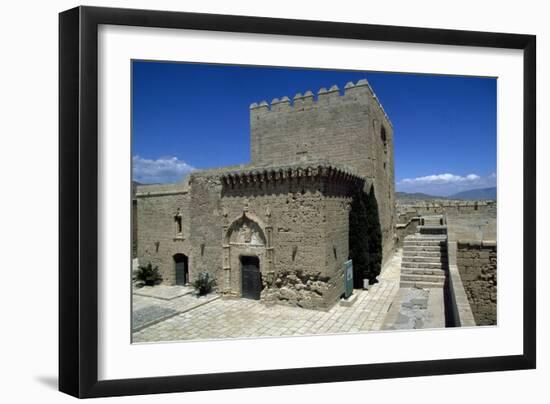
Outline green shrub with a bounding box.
[135,262,162,286]
[192,272,216,296]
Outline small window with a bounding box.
[381,126,387,153]
[174,208,183,236]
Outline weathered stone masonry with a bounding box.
[136,183,191,284]
[135,79,395,310]
[221,163,363,309]
[456,240,497,325]
[250,80,396,262]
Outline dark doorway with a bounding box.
[241,256,261,300]
[174,253,188,285]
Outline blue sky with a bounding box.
[132,61,496,196]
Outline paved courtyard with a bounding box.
[132,286,219,332]
[133,250,404,343]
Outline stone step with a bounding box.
[402,256,447,263]
[402,251,444,258]
[402,261,445,269]
[400,273,446,283]
[401,268,447,276]
[399,280,445,289]
[403,245,447,253]
[415,229,447,237]
[406,234,447,240]
[418,225,447,235]
[403,240,447,249]
[421,215,444,223]
[423,220,443,225]
[405,235,447,240]
[404,240,447,246]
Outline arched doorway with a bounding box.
[223,213,270,298]
[240,256,261,300]
[173,253,188,286]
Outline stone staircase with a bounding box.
[400,215,448,288]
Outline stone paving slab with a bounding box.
[133,285,194,300]
[132,292,220,334]
[381,286,446,330]
[387,288,430,330]
[133,305,179,332]
[132,250,403,343]
[425,287,445,328]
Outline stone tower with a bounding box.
[249,79,396,262]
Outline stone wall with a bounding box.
[323,196,350,304]
[135,163,357,311]
[250,79,395,265]
[135,183,191,285]
[132,199,137,258]
[456,240,497,325]
[132,182,138,258]
[397,201,496,242]
[395,217,420,249]
[216,165,360,309]
[188,173,224,283]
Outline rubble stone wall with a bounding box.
[456,240,497,325]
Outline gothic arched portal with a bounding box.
[222,213,271,297]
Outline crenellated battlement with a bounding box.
[249,79,392,127]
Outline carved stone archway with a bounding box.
[222,212,273,297]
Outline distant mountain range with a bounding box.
[448,187,496,200]
[397,187,496,201]
[396,192,446,201]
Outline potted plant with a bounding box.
[135,262,162,286]
[192,271,216,296]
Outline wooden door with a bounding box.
[241,256,261,300]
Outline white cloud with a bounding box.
[132,155,195,184]
[401,173,481,185]
[397,172,496,196]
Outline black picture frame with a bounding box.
[59,5,536,398]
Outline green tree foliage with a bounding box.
[348,184,383,287]
[364,185,383,283]
[348,188,369,288]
